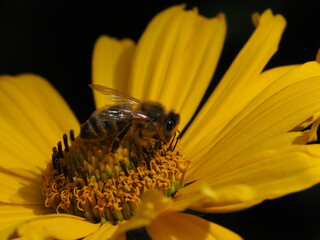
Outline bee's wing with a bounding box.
[132,112,150,121]
[89,84,141,105]
[101,107,150,121]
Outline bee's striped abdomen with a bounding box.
[80,105,133,139]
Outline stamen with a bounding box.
[57,142,64,158]
[119,160,129,176]
[70,130,75,142]
[63,134,69,152]
[80,167,88,185]
[66,163,74,183]
[130,152,139,170]
[52,147,62,175]
[61,162,68,179]
[51,153,57,170]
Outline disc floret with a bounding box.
[43,131,189,223]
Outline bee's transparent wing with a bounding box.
[89,84,141,105]
[99,107,150,121]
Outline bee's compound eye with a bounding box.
[165,112,180,132]
[165,119,175,132]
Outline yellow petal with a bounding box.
[127,5,226,129]
[113,190,173,238]
[172,184,226,214]
[174,183,256,213]
[178,145,320,213]
[187,126,319,183]
[115,189,241,239]
[187,75,320,181]
[128,5,184,100]
[169,13,226,130]
[0,143,43,180]
[182,64,293,156]
[185,62,320,156]
[83,222,124,240]
[0,204,53,232]
[0,74,79,177]
[0,222,22,239]
[0,120,47,178]
[92,35,135,108]
[0,170,42,204]
[292,112,320,131]
[228,119,320,161]
[147,212,242,240]
[183,9,286,151]
[17,214,100,240]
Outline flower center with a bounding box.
[42,130,189,223]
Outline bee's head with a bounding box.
[141,102,180,143]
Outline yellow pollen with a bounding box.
[42,130,189,223]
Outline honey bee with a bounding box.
[80,84,180,153]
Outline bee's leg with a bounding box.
[167,132,176,151]
[152,135,162,150]
[168,131,181,152]
[142,147,152,170]
[171,136,179,151]
[141,138,156,156]
[111,124,131,153]
[154,140,162,150]
[136,128,155,152]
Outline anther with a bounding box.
[119,160,129,176]
[111,140,120,153]
[52,146,58,156]
[130,152,139,170]
[62,162,68,179]
[51,154,57,170]
[52,147,62,174]
[63,162,73,183]
[69,130,75,142]
[80,167,88,185]
[57,142,64,158]
[63,134,69,152]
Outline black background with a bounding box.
[1,0,320,239]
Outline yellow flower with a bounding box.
[2,5,320,240]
